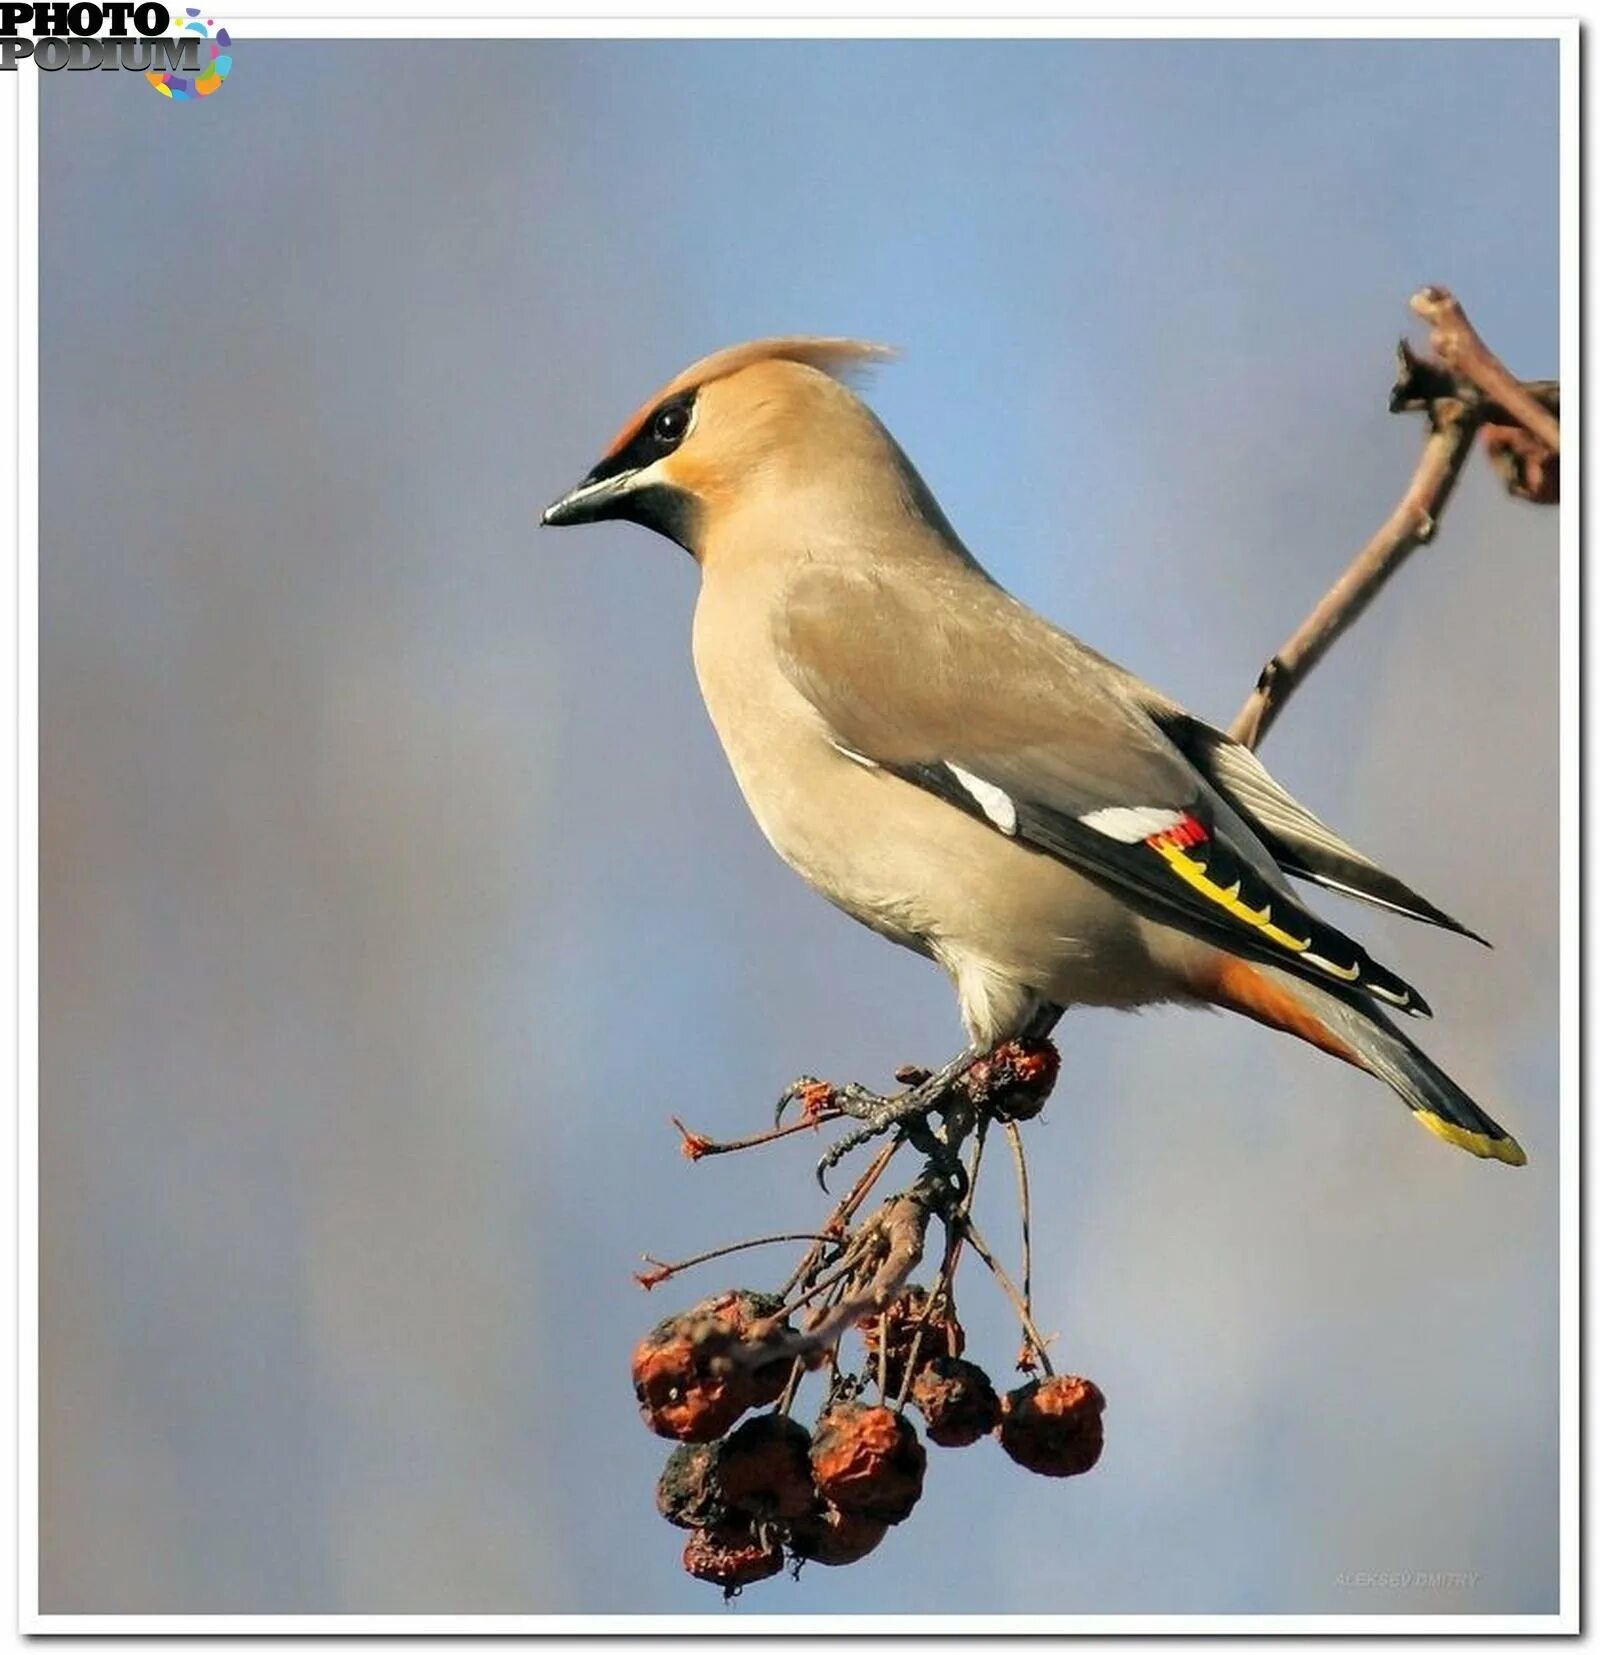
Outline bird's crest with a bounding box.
[602,337,895,458]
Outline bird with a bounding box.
[542,337,1525,1169]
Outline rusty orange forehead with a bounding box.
[601,336,894,457]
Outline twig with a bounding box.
[893,1123,989,1407]
[720,1182,940,1371]
[778,1136,900,1300]
[939,1120,987,1289]
[798,1188,934,1349]
[1387,340,1557,424]
[635,1233,841,1290]
[671,1109,841,1161]
[1002,1121,1034,1333]
[1229,392,1477,751]
[1230,292,1557,750]
[781,1253,872,1317]
[1411,285,1560,452]
[958,1214,1055,1376]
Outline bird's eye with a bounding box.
[651,401,690,449]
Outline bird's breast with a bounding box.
[691,584,931,950]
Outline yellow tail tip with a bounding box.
[1414,1109,1527,1166]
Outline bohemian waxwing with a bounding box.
[542,338,1524,1167]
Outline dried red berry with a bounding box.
[715,1414,816,1521]
[632,1290,796,1441]
[705,1290,794,1407]
[810,1403,926,1525]
[788,1500,888,1567]
[997,1374,1106,1478]
[859,1286,963,1395]
[974,1037,1060,1121]
[632,1315,752,1442]
[682,1523,784,1593]
[1482,421,1558,505]
[911,1355,1000,1447]
[656,1442,726,1530]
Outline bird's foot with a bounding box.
[814,1116,964,1191]
[779,1035,1063,1188]
[803,1050,984,1189]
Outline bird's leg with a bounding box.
[830,1048,984,1129]
[773,1049,977,1188]
[780,1006,1066,1185]
[819,1040,1067,1185]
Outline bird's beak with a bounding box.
[541,466,640,528]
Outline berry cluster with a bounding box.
[630,1034,1089,1596]
[634,1281,1105,1596]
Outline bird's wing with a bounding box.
[1148,709,1487,943]
[775,564,1429,1016]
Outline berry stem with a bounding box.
[672,1110,842,1160]
[1002,1121,1036,1342]
[959,1213,1056,1377]
[636,1233,843,1289]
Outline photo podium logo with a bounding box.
[1,1,231,98]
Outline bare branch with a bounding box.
[1231,291,1557,750]
[1228,394,1478,750]
[1411,284,1560,452]
[1387,338,1557,422]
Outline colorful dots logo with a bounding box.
[146,6,229,99]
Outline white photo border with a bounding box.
[5,11,1579,1638]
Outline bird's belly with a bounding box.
[706,689,1163,1012]
[724,727,943,956]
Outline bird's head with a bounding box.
[541,337,896,557]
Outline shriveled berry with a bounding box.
[810,1403,926,1524]
[997,1374,1105,1477]
[859,1286,963,1394]
[682,1523,784,1593]
[632,1289,796,1441]
[656,1442,726,1530]
[715,1413,815,1521]
[1482,422,1559,505]
[911,1355,1000,1447]
[632,1315,752,1442]
[705,1290,795,1406]
[788,1500,888,1567]
[974,1037,1060,1121]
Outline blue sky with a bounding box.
[39,36,1559,1614]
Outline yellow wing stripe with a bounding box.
[1152,839,1326,959]
[1217,881,1271,924]
[1413,1110,1527,1167]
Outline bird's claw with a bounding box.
[800,1046,990,1189]
[811,1079,962,1187]
[814,1118,890,1190]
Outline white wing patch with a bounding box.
[1080,805,1189,844]
[1300,949,1362,983]
[1363,978,1423,1013]
[830,739,881,771]
[947,764,1017,835]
